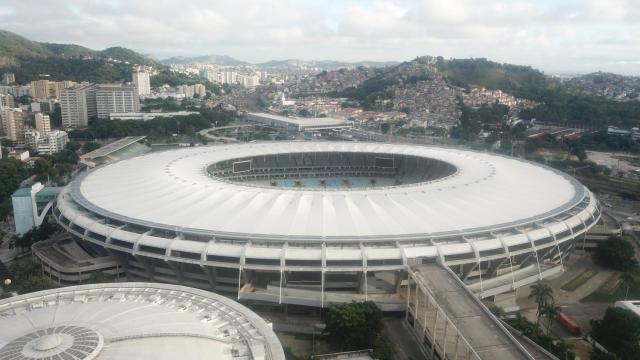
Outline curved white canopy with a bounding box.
[74,142,583,240]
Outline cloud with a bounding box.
[0,0,638,74]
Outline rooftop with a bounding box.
[72,142,584,241]
[81,136,147,160]
[11,188,32,197]
[0,282,285,360]
[248,112,351,129]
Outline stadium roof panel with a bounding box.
[247,112,351,130]
[0,283,285,360]
[72,142,585,240]
[80,136,147,160]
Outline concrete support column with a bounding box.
[135,255,155,281]
[405,273,411,319]
[167,261,185,283]
[202,265,217,290]
[442,320,449,359]
[431,310,439,357]
[107,249,131,281]
[413,286,420,331]
[393,270,403,293]
[358,271,367,294]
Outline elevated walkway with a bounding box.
[407,264,557,360]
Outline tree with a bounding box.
[81,141,101,153]
[18,95,32,105]
[543,304,560,335]
[591,307,640,359]
[591,350,621,360]
[596,236,637,271]
[323,301,384,351]
[8,260,57,294]
[620,272,634,300]
[529,281,554,326]
[65,141,81,152]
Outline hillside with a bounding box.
[301,56,640,128]
[566,72,640,102]
[160,54,247,66]
[435,57,558,101]
[257,59,399,70]
[160,53,399,70]
[0,30,160,83]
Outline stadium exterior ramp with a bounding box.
[407,263,558,360]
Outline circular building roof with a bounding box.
[71,142,584,240]
[0,283,285,360]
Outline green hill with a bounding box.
[0,30,161,83]
[0,30,51,62]
[42,43,97,58]
[101,46,157,66]
[435,57,558,101]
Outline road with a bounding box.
[383,318,428,360]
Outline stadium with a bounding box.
[0,282,285,360]
[52,142,600,309]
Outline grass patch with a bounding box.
[581,268,640,303]
[561,269,597,292]
[612,155,640,167]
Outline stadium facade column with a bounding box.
[106,249,130,281]
[166,261,185,283]
[134,255,155,281]
[394,270,403,293]
[202,266,217,291]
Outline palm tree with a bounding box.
[544,303,560,335]
[529,281,554,326]
[620,272,634,300]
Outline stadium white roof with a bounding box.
[72,142,585,241]
[0,283,284,360]
[247,113,351,130]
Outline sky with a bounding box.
[0,0,639,75]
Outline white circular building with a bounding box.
[0,283,285,360]
[53,142,600,308]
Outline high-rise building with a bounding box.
[0,94,15,109]
[1,108,25,144]
[237,75,260,88]
[35,112,51,136]
[30,80,76,99]
[31,80,50,99]
[60,84,96,129]
[194,83,206,97]
[0,85,31,97]
[95,84,140,119]
[24,128,40,149]
[199,69,217,82]
[51,80,76,99]
[37,130,69,154]
[2,73,15,85]
[132,71,151,96]
[177,84,195,98]
[222,70,237,84]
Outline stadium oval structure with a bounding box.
[53,142,600,308]
[0,282,285,360]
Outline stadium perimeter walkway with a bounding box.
[412,264,557,360]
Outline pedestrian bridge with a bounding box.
[406,263,558,360]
